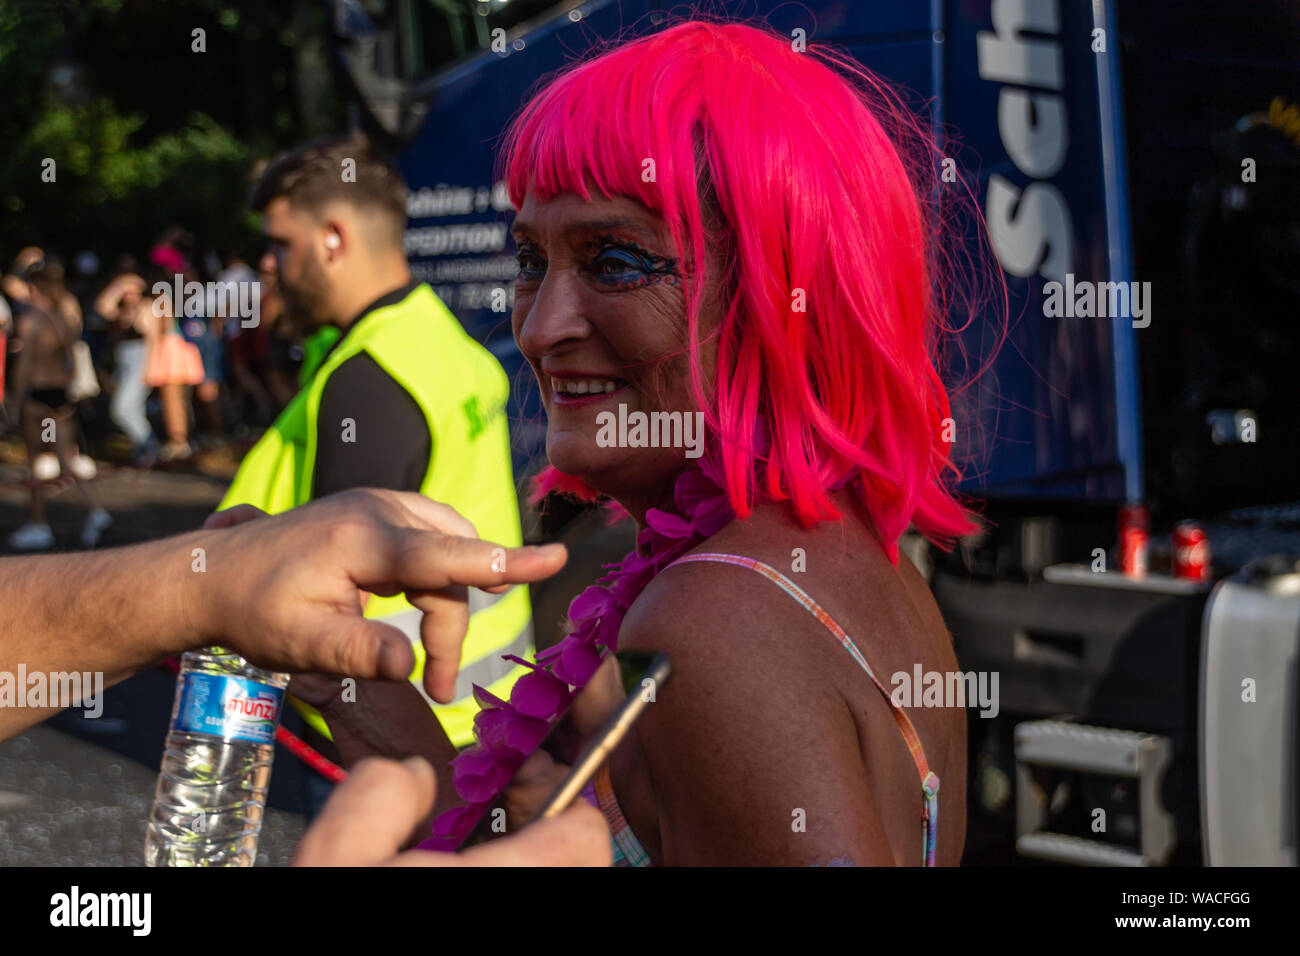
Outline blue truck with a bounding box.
[333,0,1300,865]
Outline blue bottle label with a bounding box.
[171,673,284,743]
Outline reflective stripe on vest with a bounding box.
[220,283,531,748]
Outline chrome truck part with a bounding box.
[1200,561,1300,866]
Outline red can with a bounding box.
[1173,522,1211,582]
[1119,503,1149,577]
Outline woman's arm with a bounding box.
[8,313,33,403]
[93,279,123,321]
[57,290,82,336]
[94,274,143,324]
[135,298,164,340]
[617,564,898,866]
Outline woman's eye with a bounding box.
[592,249,646,274]
[515,249,545,280]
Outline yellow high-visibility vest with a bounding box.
[219,283,532,747]
[298,325,340,388]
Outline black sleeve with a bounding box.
[313,351,433,498]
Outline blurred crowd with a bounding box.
[1,228,315,551]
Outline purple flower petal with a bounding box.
[645,508,693,538]
[568,585,618,621]
[511,669,573,720]
[534,644,564,663]
[612,553,652,585]
[474,704,510,735]
[501,653,543,672]
[504,713,550,753]
[415,833,461,852]
[564,619,601,648]
[429,802,480,839]
[608,564,654,607]
[692,495,733,536]
[592,612,622,651]
[472,684,510,711]
[474,706,519,757]
[451,748,508,803]
[476,707,547,759]
[552,639,605,685]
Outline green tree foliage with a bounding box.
[0,0,342,269]
[5,100,253,261]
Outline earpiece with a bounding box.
[325,233,340,250]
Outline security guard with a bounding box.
[222,134,533,756]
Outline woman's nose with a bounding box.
[515,271,592,358]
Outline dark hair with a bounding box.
[27,261,65,295]
[139,264,173,291]
[249,132,408,244]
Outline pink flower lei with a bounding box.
[416,457,736,851]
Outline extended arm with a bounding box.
[0,489,567,742]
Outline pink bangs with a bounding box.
[505,18,998,563]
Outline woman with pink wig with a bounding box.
[421,18,994,866]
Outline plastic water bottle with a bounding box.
[145,648,289,866]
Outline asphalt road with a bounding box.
[0,724,306,867]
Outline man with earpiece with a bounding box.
[222,133,535,816]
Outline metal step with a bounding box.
[1015,719,1168,776]
[1015,718,1175,866]
[1017,832,1145,867]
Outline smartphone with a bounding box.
[457,649,671,848]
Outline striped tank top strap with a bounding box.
[593,761,652,867]
[665,551,941,866]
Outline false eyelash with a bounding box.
[590,235,679,274]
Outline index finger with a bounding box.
[385,534,566,704]
[358,529,567,595]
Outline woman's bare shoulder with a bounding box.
[617,502,860,674]
[618,497,942,679]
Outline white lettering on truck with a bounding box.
[977,0,1074,282]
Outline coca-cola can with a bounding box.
[1119,503,1148,577]
[1173,522,1210,581]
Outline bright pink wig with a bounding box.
[506,18,993,563]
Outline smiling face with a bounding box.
[512,190,725,514]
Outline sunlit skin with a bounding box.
[508,190,967,865]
